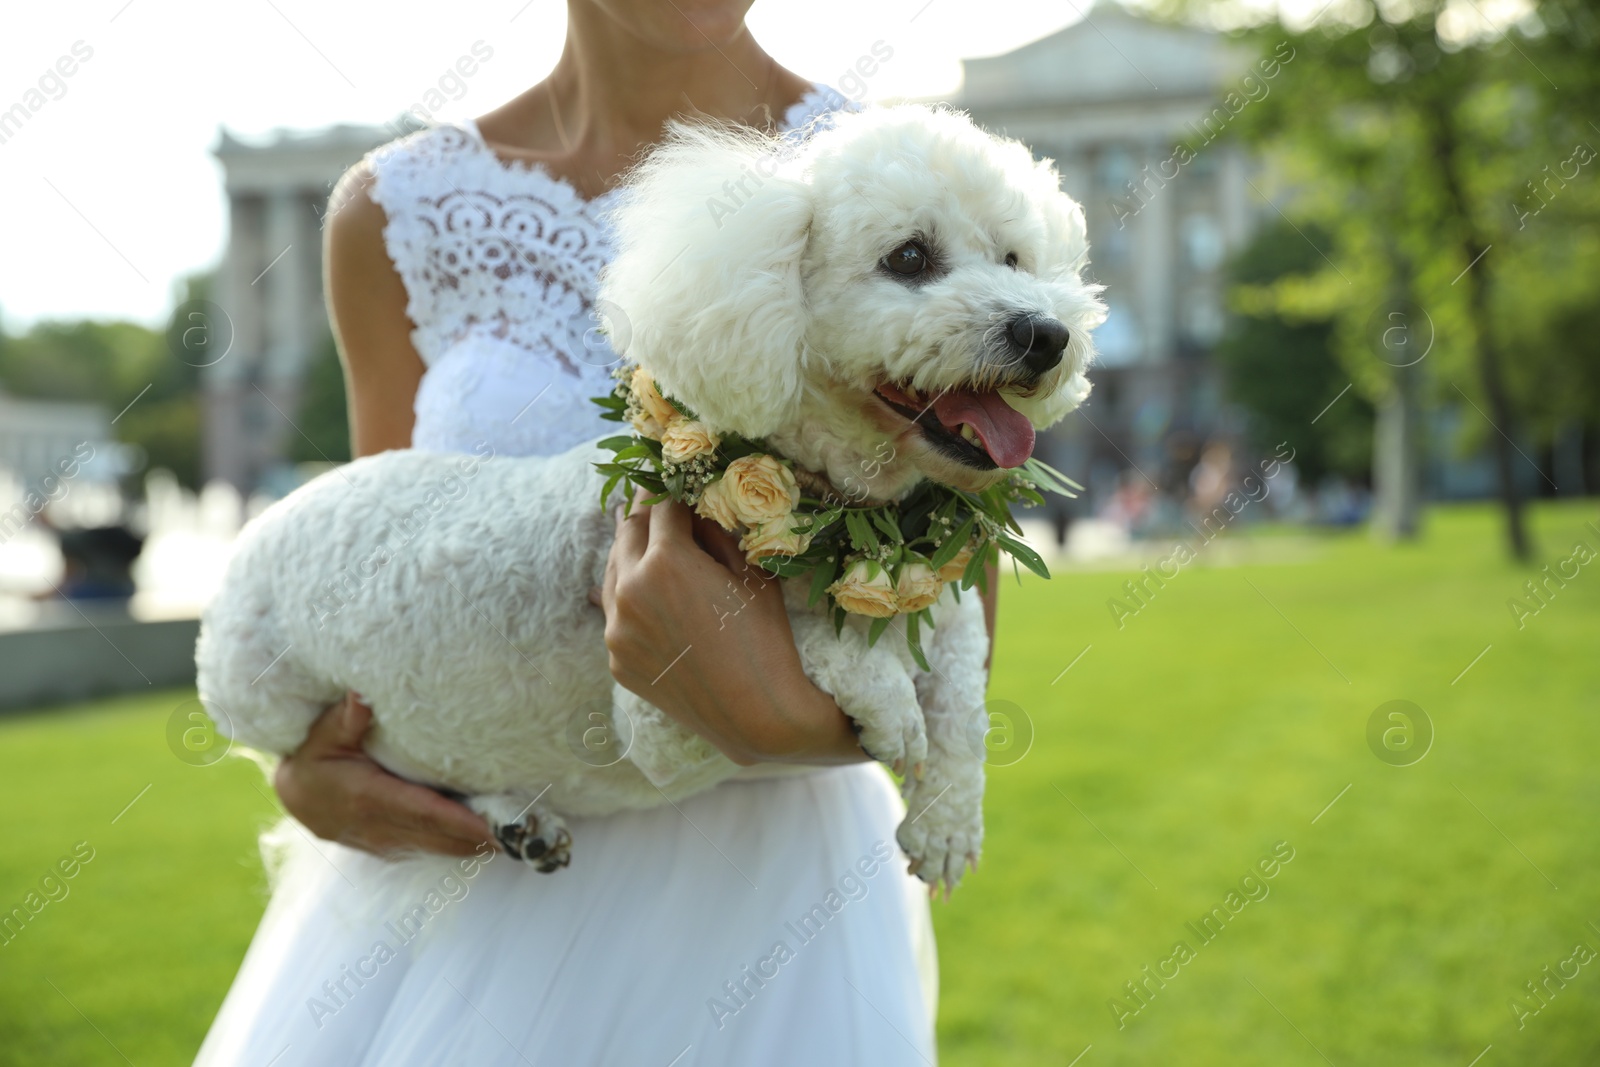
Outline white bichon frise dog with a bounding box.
[197,104,1104,892]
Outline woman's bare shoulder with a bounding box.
[326,160,386,253]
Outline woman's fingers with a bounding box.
[602,508,641,613]
[300,692,372,755]
[615,504,651,558]
[376,784,497,853]
[367,832,495,860]
[645,497,694,551]
[689,512,740,567]
[275,691,497,858]
[604,507,650,600]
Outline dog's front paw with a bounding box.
[468,794,572,873]
[850,703,928,779]
[897,788,982,895]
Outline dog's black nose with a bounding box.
[1007,314,1069,374]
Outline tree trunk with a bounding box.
[1429,110,1531,560]
[1372,361,1423,540]
[1458,249,1530,560]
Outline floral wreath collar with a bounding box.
[592,366,1078,667]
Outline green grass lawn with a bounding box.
[2,501,1597,1065]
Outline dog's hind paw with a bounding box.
[896,795,981,895]
[849,705,927,780]
[468,793,572,873]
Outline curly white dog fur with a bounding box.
[196,104,1104,891]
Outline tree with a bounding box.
[287,330,352,465]
[0,274,216,489]
[1215,220,1374,485]
[1147,0,1600,558]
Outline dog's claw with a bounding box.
[473,795,572,873]
[907,858,924,877]
[913,761,925,780]
[892,758,905,776]
[496,822,573,872]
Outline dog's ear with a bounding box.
[599,122,813,438]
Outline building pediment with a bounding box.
[959,4,1249,108]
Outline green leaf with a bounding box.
[1021,456,1082,497]
[833,606,846,636]
[996,534,1050,579]
[600,470,623,510]
[964,544,990,590]
[1015,487,1046,508]
[631,474,666,493]
[905,613,930,671]
[719,435,766,461]
[928,515,976,571]
[844,511,880,552]
[808,557,839,608]
[763,556,811,578]
[870,509,902,542]
[596,435,637,451]
[867,615,891,647]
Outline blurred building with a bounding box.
[207,121,414,494]
[0,392,111,494]
[957,6,1263,509]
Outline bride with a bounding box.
[198,2,989,1062]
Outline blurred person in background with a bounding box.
[1188,438,1235,523]
[54,524,142,600]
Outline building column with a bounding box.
[203,194,264,494]
[253,189,316,484]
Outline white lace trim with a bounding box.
[365,84,851,457]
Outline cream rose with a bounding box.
[936,543,976,584]
[830,560,899,618]
[740,516,812,564]
[659,420,720,464]
[630,366,680,429]
[628,408,664,440]
[895,562,942,612]
[695,476,740,531]
[719,455,799,527]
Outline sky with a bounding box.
[0,0,1104,330]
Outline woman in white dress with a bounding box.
[198,3,984,1063]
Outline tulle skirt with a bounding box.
[195,764,938,1066]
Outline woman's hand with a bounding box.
[597,501,869,767]
[273,693,497,857]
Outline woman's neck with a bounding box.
[475,5,811,197]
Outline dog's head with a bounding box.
[599,104,1105,497]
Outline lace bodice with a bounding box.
[367,85,852,459]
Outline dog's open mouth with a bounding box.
[873,381,1036,470]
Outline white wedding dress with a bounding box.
[195,86,939,1067]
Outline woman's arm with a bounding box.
[324,165,423,456]
[599,502,869,765]
[599,507,999,766]
[271,163,495,857]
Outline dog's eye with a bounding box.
[1004,252,1019,270]
[884,241,928,277]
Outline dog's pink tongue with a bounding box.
[932,389,1035,468]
